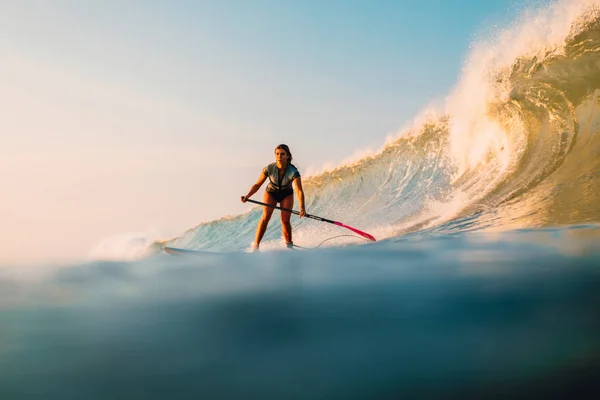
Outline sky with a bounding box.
[0,0,533,265]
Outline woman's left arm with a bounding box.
[294,177,306,217]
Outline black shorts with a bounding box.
[267,188,294,203]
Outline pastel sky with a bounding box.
[1,0,534,265]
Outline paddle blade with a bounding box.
[334,221,376,241]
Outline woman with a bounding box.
[241,144,306,251]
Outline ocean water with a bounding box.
[3,0,600,398]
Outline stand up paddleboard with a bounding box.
[163,246,226,256]
[164,199,375,256]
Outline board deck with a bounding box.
[163,246,227,256]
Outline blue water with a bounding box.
[3,0,600,397]
[2,226,600,398]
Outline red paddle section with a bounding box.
[334,222,376,242]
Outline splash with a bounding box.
[89,232,165,261]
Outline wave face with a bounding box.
[163,0,600,252]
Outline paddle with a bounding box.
[241,196,376,242]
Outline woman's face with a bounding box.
[275,149,289,164]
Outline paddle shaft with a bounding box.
[242,196,376,241]
[243,197,334,224]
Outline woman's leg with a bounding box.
[254,191,276,249]
[280,194,294,245]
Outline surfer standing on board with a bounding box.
[242,144,306,251]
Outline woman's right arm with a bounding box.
[241,171,268,202]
